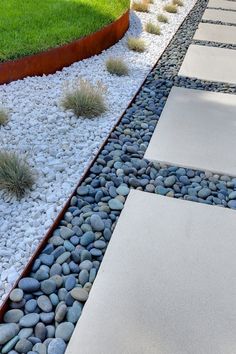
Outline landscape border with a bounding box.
[0,10,130,85]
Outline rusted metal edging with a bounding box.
[0,10,130,85]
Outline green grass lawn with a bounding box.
[0,0,130,62]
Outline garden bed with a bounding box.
[0,0,197,305]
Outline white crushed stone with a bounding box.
[0,0,196,304]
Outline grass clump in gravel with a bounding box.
[127,37,146,52]
[157,13,169,23]
[106,58,129,76]
[62,79,107,118]
[173,0,184,6]
[132,1,149,12]
[164,4,178,13]
[0,151,34,199]
[145,22,161,35]
[0,108,9,126]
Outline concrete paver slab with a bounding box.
[194,22,236,44]
[66,190,236,354]
[207,0,236,10]
[202,8,236,23]
[145,86,236,176]
[178,44,236,84]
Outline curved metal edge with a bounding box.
[0,10,130,85]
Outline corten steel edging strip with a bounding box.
[0,10,130,85]
[0,5,195,320]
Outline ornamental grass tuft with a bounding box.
[164,4,178,13]
[157,13,169,23]
[0,108,9,126]
[132,1,149,12]
[127,37,146,52]
[145,22,161,35]
[0,151,34,199]
[106,58,129,76]
[173,0,184,6]
[62,79,107,118]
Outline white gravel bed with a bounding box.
[0,0,196,304]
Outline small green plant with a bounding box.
[62,79,107,118]
[106,58,129,76]
[145,22,161,35]
[127,37,146,52]
[157,13,169,23]
[0,151,34,198]
[164,4,178,13]
[173,0,184,6]
[132,1,149,12]
[0,108,9,126]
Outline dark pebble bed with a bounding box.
[1,0,236,353]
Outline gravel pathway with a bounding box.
[2,0,236,352]
[0,0,197,299]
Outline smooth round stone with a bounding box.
[9,289,24,303]
[48,338,66,354]
[55,322,74,342]
[90,248,102,257]
[19,313,40,327]
[65,293,74,306]
[60,226,74,240]
[15,338,33,353]
[49,293,59,306]
[108,199,124,210]
[77,186,89,196]
[198,187,211,198]
[228,200,236,209]
[164,175,176,187]
[0,324,19,345]
[35,323,46,342]
[18,278,40,293]
[55,304,67,322]
[25,299,37,313]
[116,185,130,196]
[40,312,54,324]
[80,231,95,246]
[35,268,49,281]
[65,275,76,291]
[229,191,236,200]
[79,260,93,271]
[50,275,63,288]
[41,279,57,295]
[40,254,54,266]
[70,288,88,302]
[1,335,19,353]
[46,325,55,338]
[64,240,75,252]
[145,184,155,193]
[50,236,64,246]
[79,270,89,286]
[18,328,33,339]
[93,240,106,249]
[58,288,68,301]
[89,268,97,283]
[37,295,52,312]
[103,228,111,241]
[32,343,47,354]
[50,263,62,277]
[62,263,70,275]
[66,305,82,324]
[56,252,71,265]
[90,214,104,232]
[4,309,24,323]
[80,250,92,262]
[70,236,80,246]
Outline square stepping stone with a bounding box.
[207,0,236,10]
[202,8,236,24]
[194,22,236,45]
[178,44,236,84]
[145,86,236,177]
[66,190,236,354]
